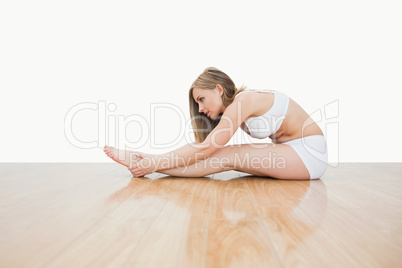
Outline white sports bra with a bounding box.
[234,90,289,139]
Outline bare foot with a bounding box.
[103,146,144,168]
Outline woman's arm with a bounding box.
[130,98,252,177]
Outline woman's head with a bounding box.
[189,67,247,143]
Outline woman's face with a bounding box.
[193,85,224,120]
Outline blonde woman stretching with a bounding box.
[104,67,328,180]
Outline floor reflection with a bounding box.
[107,173,328,266]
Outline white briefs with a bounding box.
[234,90,328,179]
[281,135,328,180]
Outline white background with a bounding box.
[1,0,401,162]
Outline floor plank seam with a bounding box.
[201,182,213,268]
[2,168,131,240]
[27,166,122,201]
[120,193,172,267]
[34,177,133,235]
[35,175,154,267]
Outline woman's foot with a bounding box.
[103,146,144,168]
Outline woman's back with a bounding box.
[235,90,323,143]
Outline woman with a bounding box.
[104,67,328,180]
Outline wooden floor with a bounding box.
[0,163,401,268]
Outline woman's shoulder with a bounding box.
[234,89,276,102]
[235,89,277,96]
[232,89,276,118]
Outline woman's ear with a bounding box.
[216,84,224,96]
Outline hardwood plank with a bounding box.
[122,178,213,268]
[324,164,402,191]
[0,163,74,180]
[305,180,402,267]
[0,168,157,267]
[0,165,124,219]
[206,172,282,267]
[205,219,282,267]
[242,177,361,267]
[0,163,117,203]
[209,177,259,221]
[0,165,144,237]
[36,185,168,268]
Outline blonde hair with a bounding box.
[188,67,247,143]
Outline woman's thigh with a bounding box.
[212,143,310,180]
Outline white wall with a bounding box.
[1,0,401,162]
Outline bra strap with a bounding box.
[254,89,274,93]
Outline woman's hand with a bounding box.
[127,154,157,177]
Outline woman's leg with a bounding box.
[147,143,310,180]
[155,155,231,177]
[103,143,223,177]
[104,143,197,168]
